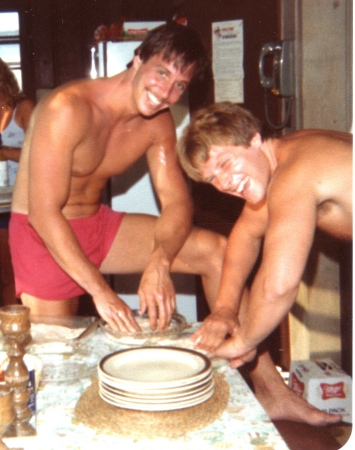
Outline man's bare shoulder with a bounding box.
[274,129,351,174]
[143,108,177,143]
[33,78,109,135]
[280,129,352,151]
[269,129,352,237]
[39,79,97,111]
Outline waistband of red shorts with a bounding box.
[10,205,107,224]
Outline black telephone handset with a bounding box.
[259,40,295,97]
[259,40,295,130]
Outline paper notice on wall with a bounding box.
[214,78,244,103]
[212,20,244,103]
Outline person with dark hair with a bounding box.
[9,23,226,332]
[0,58,35,306]
[133,22,208,83]
[177,101,351,425]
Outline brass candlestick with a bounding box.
[0,386,15,450]
[0,305,35,437]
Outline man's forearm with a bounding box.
[152,201,193,264]
[240,275,298,349]
[212,230,262,314]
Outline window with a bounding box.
[0,11,22,89]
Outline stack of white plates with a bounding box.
[98,346,214,411]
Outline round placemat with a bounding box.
[74,372,229,439]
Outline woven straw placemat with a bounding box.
[75,373,229,439]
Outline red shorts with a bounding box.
[9,205,125,300]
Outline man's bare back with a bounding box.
[270,129,352,239]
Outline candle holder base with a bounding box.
[0,306,37,438]
[3,420,36,438]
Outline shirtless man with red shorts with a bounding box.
[9,25,341,426]
[10,23,225,332]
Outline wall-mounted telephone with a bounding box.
[258,40,295,130]
[259,40,295,97]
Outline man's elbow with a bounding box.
[263,277,300,307]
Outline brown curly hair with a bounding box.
[177,102,261,182]
[0,58,24,108]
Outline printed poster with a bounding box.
[212,20,244,103]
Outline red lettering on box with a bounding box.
[320,382,346,400]
[290,373,305,397]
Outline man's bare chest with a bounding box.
[71,122,151,178]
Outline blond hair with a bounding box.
[177,102,261,182]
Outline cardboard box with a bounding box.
[289,358,352,423]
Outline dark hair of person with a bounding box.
[134,22,208,82]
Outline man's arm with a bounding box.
[212,174,318,365]
[193,200,268,351]
[26,92,139,332]
[139,112,194,329]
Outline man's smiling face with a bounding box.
[132,54,194,117]
[199,137,271,204]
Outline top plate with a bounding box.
[99,346,211,389]
[99,311,187,345]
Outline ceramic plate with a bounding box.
[99,370,213,395]
[99,347,211,388]
[98,365,212,390]
[99,381,214,405]
[99,386,214,411]
[99,376,214,401]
